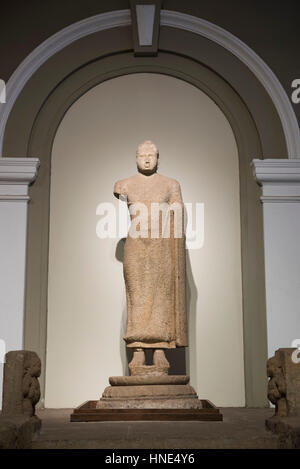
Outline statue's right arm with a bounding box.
[113,180,122,199]
[114,179,128,200]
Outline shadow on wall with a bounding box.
[115,238,198,379]
[185,250,198,387]
[115,238,128,376]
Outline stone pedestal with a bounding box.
[72,345,222,421]
[96,375,202,410]
[71,372,222,421]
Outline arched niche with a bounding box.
[2,20,288,407]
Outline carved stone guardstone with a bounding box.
[265,348,300,448]
[0,351,42,448]
[266,348,300,418]
[2,350,41,422]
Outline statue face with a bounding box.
[136,147,158,173]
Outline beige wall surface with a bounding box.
[45,73,245,407]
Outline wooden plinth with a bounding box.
[70,400,223,422]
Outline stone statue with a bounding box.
[95,141,212,411]
[114,140,187,375]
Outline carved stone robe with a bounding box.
[114,172,187,349]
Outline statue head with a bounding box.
[136,140,159,174]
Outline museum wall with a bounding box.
[45,73,245,407]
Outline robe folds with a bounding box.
[114,173,187,349]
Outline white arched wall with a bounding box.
[45,73,244,407]
[0,9,299,157]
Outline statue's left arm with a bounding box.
[169,179,183,205]
[169,179,187,347]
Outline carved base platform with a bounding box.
[97,385,201,409]
[70,400,222,422]
[71,374,223,422]
[108,375,190,386]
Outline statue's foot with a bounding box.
[128,348,146,372]
[153,349,170,369]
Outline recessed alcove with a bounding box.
[45,73,244,407]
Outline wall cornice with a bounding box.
[0,158,40,199]
[252,159,300,201]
